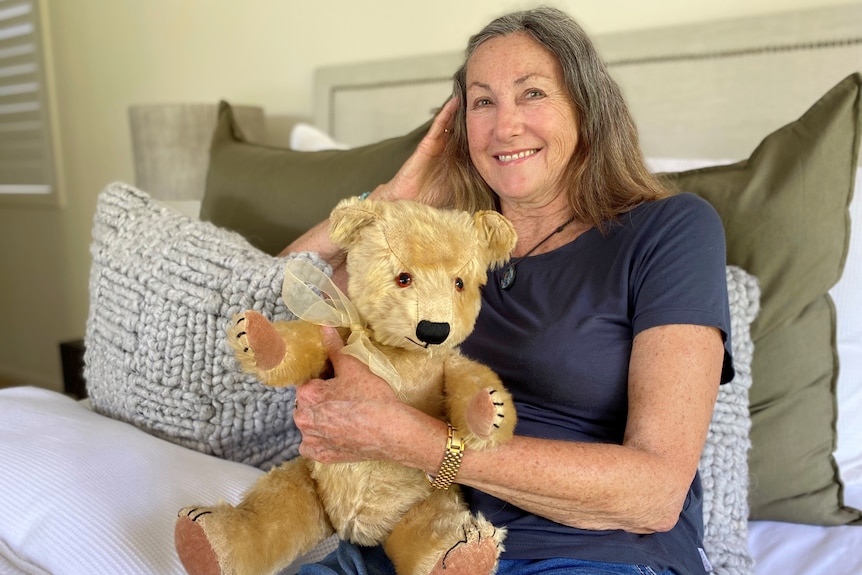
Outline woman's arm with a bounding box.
[294,323,723,534]
[457,323,723,533]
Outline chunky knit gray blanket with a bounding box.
[700,265,759,575]
[85,183,327,469]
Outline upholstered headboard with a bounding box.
[313,2,862,164]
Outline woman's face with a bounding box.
[465,32,578,210]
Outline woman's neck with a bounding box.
[501,203,586,258]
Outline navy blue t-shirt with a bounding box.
[459,193,732,574]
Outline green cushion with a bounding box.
[200,100,430,255]
[662,73,862,525]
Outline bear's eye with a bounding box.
[396,272,412,287]
[454,277,464,292]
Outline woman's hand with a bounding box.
[293,327,444,467]
[369,96,458,205]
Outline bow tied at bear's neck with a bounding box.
[281,260,402,391]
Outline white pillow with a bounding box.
[0,387,336,575]
[0,387,262,574]
[289,123,351,151]
[830,167,862,487]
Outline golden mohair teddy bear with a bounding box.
[175,197,519,575]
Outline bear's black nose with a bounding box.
[416,320,450,345]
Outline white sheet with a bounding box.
[749,488,862,574]
[0,387,335,575]
[2,386,861,575]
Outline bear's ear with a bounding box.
[473,210,518,269]
[329,196,380,249]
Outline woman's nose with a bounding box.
[494,102,524,140]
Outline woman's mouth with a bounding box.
[496,149,538,163]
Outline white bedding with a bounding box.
[1,386,860,575]
[748,515,862,575]
[0,387,336,575]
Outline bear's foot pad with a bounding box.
[430,522,502,575]
[176,508,222,575]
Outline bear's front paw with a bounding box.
[464,387,514,445]
[226,311,286,374]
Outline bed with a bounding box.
[1,3,861,574]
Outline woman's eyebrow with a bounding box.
[468,73,548,92]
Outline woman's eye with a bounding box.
[455,278,464,292]
[472,97,492,109]
[526,89,545,99]
[396,272,412,287]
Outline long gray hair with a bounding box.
[424,6,668,228]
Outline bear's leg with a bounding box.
[176,458,333,575]
[226,311,329,387]
[383,489,504,575]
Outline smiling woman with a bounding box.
[286,7,734,575]
[0,0,63,207]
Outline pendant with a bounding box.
[500,264,516,290]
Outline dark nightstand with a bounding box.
[59,338,87,399]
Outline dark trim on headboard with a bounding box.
[607,38,862,67]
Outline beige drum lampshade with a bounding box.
[129,103,265,202]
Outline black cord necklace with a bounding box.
[500,215,576,290]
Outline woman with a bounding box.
[286,7,732,575]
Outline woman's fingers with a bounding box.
[412,96,458,161]
[425,96,458,146]
[372,97,459,203]
[294,326,402,462]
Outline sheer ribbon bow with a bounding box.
[281,260,402,390]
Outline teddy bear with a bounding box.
[174,197,519,575]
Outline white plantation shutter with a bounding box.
[0,0,60,205]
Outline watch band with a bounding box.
[426,423,465,490]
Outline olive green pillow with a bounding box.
[662,73,862,525]
[200,100,430,255]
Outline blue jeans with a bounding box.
[297,541,675,575]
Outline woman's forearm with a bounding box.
[279,216,340,260]
[379,405,689,535]
[452,435,689,534]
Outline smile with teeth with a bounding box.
[496,149,538,163]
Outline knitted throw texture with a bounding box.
[700,265,759,575]
[84,183,328,469]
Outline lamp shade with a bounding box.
[129,103,264,202]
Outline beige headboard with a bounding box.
[313,3,862,163]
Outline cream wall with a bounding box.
[0,0,855,392]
